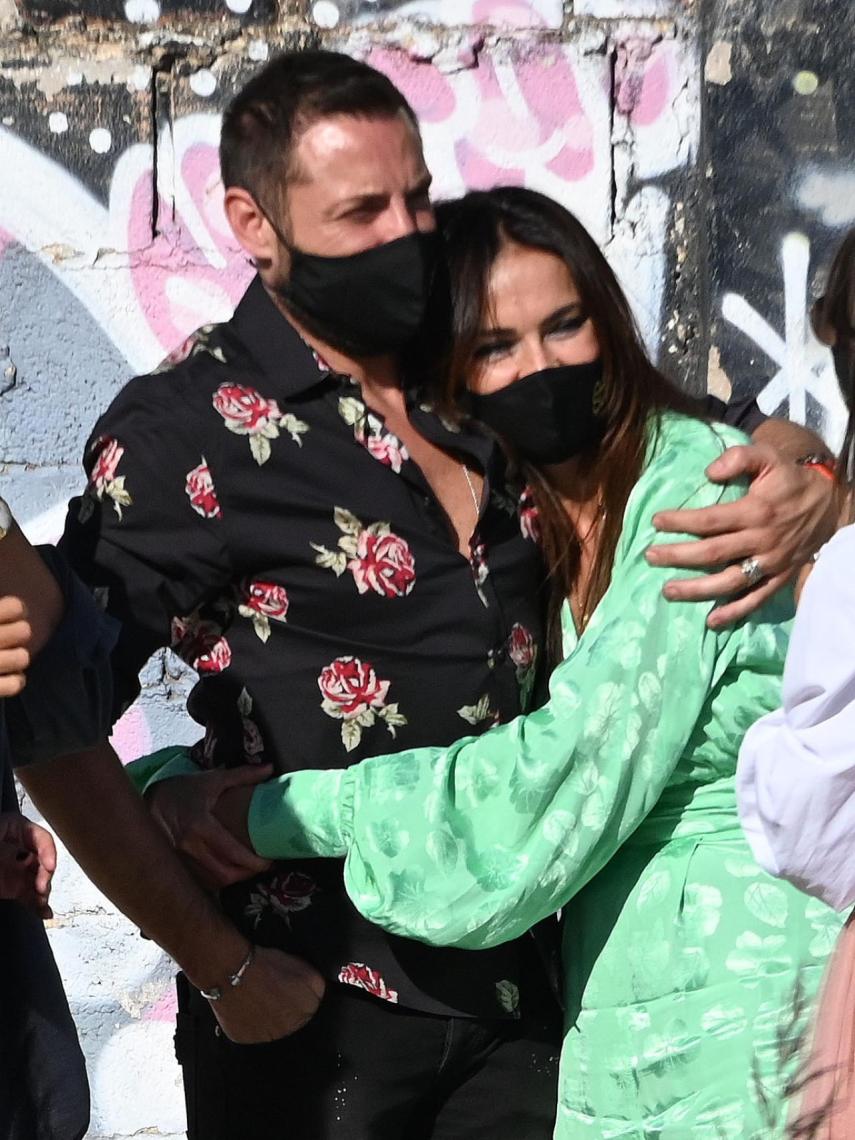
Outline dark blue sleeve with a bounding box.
[5,547,120,768]
[703,394,767,435]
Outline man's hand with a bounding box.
[0,812,57,918]
[0,596,31,697]
[147,765,274,888]
[209,945,326,1044]
[646,442,840,628]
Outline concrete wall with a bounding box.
[0,0,850,1135]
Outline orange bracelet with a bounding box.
[795,454,837,482]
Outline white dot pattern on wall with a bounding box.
[89,128,112,154]
[312,1,340,28]
[226,0,253,13]
[189,69,217,98]
[48,111,69,134]
[124,0,161,22]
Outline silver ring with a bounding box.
[739,556,764,587]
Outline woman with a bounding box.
[148,189,843,1137]
[738,228,855,1138]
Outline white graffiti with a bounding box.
[722,232,848,450]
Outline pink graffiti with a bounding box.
[141,988,178,1022]
[125,141,252,357]
[615,38,673,125]
[110,705,153,765]
[369,43,597,190]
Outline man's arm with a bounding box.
[648,416,840,627]
[1,501,323,1042]
[0,508,64,656]
[19,745,324,1043]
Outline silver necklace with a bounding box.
[462,464,481,523]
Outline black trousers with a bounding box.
[175,967,562,1140]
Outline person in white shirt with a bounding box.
[737,227,855,1139]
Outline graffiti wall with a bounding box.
[0,0,848,1135]
[705,0,854,450]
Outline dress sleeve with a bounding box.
[60,374,233,720]
[250,420,753,950]
[737,524,855,911]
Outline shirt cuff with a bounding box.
[125,746,202,796]
[249,769,352,860]
[6,547,120,767]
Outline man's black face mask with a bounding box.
[269,218,440,358]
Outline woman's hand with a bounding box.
[646,443,840,628]
[146,765,274,889]
[0,596,31,697]
[0,813,57,918]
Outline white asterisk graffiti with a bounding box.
[722,232,847,450]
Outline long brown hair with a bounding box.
[814,228,855,491]
[434,187,703,661]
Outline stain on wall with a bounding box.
[0,0,850,1135]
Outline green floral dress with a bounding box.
[145,414,843,1138]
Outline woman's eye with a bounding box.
[473,342,512,362]
[548,315,587,338]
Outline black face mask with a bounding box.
[273,229,439,358]
[467,359,607,465]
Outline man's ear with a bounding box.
[224,187,281,269]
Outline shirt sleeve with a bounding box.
[737,524,855,911]
[249,420,755,950]
[703,393,766,435]
[5,547,120,766]
[60,373,233,720]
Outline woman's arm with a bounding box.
[237,420,771,950]
[737,523,855,910]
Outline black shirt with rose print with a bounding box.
[61,275,550,1020]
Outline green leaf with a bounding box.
[334,507,362,536]
[743,882,789,929]
[457,694,493,725]
[495,980,520,1014]
[341,720,362,752]
[282,413,310,446]
[249,434,272,466]
[311,544,348,577]
[338,396,365,426]
[252,614,271,643]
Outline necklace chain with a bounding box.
[462,464,481,524]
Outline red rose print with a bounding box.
[238,580,289,643]
[213,383,281,434]
[347,530,416,599]
[359,424,409,473]
[318,655,406,752]
[185,460,222,519]
[91,437,123,488]
[337,962,399,1004]
[519,487,540,543]
[319,657,390,719]
[242,581,289,620]
[269,871,318,915]
[89,437,132,518]
[244,870,319,928]
[508,623,535,671]
[170,613,225,669]
[195,635,232,674]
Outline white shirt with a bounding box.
[737,522,855,911]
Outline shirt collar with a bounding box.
[229,275,330,398]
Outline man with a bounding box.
[0,499,324,1139]
[59,50,838,1139]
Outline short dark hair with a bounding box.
[220,49,420,212]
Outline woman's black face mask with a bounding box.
[466,359,607,465]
